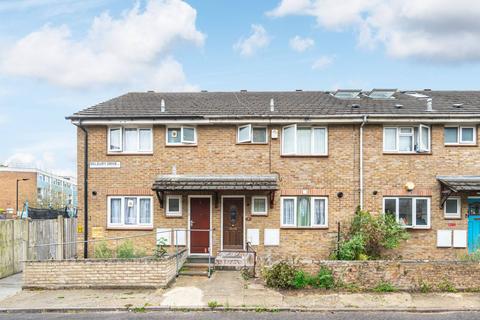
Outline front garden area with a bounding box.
[261,209,480,293]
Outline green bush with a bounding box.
[292,270,309,289]
[336,234,366,260]
[309,266,335,289]
[334,209,409,260]
[437,280,457,292]
[460,250,480,261]
[262,262,298,289]
[373,281,396,292]
[116,240,145,259]
[93,241,114,259]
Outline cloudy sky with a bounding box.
[1,0,480,177]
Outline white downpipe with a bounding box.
[360,115,368,210]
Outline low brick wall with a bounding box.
[23,249,187,289]
[262,259,480,291]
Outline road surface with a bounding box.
[0,311,478,319]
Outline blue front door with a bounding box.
[468,198,480,253]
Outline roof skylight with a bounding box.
[404,92,430,99]
[332,89,362,99]
[368,89,397,99]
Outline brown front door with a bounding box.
[222,197,244,250]
[190,197,210,254]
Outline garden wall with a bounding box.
[275,259,480,291]
[23,249,187,289]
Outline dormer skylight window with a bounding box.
[404,92,430,99]
[332,89,362,99]
[368,89,397,99]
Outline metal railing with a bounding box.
[25,227,217,277]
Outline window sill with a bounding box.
[166,214,183,218]
[251,213,268,216]
[403,226,431,230]
[165,144,197,147]
[280,226,328,230]
[383,152,432,155]
[236,142,269,145]
[444,216,462,220]
[281,155,328,158]
[107,152,153,156]
[444,144,477,147]
[106,226,153,231]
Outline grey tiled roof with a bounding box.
[437,176,480,192]
[68,90,480,120]
[152,174,279,191]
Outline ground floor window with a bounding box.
[281,196,328,228]
[444,197,461,219]
[107,196,153,228]
[383,197,430,229]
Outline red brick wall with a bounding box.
[0,171,37,215]
[76,123,478,260]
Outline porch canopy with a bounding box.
[152,174,279,208]
[437,175,480,207]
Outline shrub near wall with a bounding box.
[287,260,480,291]
[23,249,187,289]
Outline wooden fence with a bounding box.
[0,217,77,279]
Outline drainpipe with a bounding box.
[359,115,368,210]
[74,121,89,258]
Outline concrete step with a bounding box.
[183,262,211,268]
[186,256,215,264]
[178,270,210,277]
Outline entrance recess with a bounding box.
[222,197,244,250]
[189,196,211,254]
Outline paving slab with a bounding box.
[1,271,480,312]
[0,273,22,302]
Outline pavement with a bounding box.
[0,274,22,302]
[1,271,480,313]
[1,312,480,320]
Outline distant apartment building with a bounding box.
[0,165,78,216]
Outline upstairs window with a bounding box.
[444,126,476,145]
[166,126,196,145]
[383,125,430,153]
[237,125,268,144]
[282,125,328,156]
[108,127,152,153]
[383,197,430,229]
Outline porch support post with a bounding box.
[214,192,219,209]
[269,191,275,209]
[155,190,164,208]
[440,184,453,209]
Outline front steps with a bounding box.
[214,251,255,270]
[178,252,255,277]
[178,256,215,277]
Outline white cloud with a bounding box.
[3,138,77,178]
[234,24,270,57]
[0,0,205,90]
[312,55,334,70]
[289,35,314,52]
[268,0,480,63]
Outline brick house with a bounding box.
[67,89,480,263]
[0,166,78,217]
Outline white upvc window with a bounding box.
[444,126,476,145]
[251,196,268,215]
[444,197,461,219]
[108,127,152,153]
[237,125,268,144]
[107,196,153,228]
[166,126,197,145]
[383,125,430,153]
[280,196,328,228]
[282,125,328,156]
[383,197,430,229]
[166,195,182,217]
